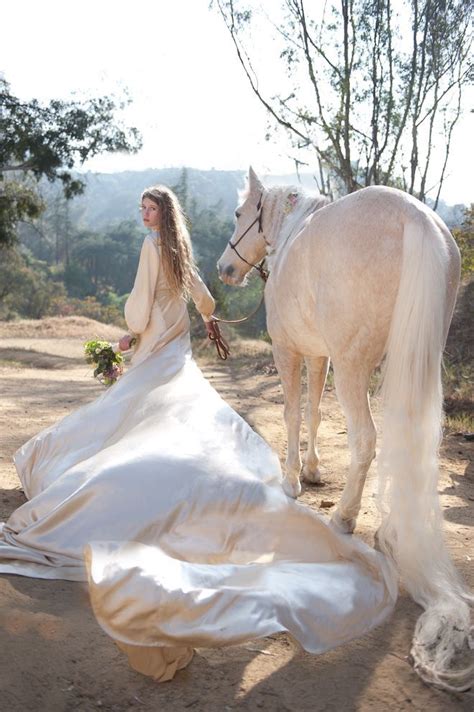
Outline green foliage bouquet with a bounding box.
[84,339,124,387]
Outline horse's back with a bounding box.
[266,186,459,362]
[307,185,453,255]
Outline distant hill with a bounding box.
[64,168,245,230]
[53,167,466,230]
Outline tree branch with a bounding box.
[0,162,35,173]
[216,0,310,144]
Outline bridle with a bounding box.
[208,193,269,360]
[228,193,269,283]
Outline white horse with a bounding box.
[217,167,473,691]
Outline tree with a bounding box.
[0,78,142,244]
[0,246,66,319]
[215,0,472,204]
[68,221,143,297]
[452,204,474,277]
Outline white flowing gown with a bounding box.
[0,234,397,681]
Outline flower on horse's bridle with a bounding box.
[283,192,299,215]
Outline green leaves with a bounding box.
[0,78,142,245]
[0,180,44,246]
[453,205,474,278]
[0,246,66,319]
[0,82,142,182]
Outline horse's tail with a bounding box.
[377,213,473,692]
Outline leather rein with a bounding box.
[207,193,269,360]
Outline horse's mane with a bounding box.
[276,184,328,239]
[263,184,329,269]
[240,182,328,242]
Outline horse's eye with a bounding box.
[235,211,241,219]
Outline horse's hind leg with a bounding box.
[331,362,376,534]
[272,343,303,498]
[302,356,329,484]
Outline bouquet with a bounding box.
[84,339,124,387]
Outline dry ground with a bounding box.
[0,317,472,712]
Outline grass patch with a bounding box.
[0,358,28,369]
[442,361,473,434]
[444,411,474,434]
[443,277,473,433]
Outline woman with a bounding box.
[0,185,397,682]
[118,186,217,364]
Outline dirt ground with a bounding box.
[0,317,472,712]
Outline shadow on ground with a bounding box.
[0,348,81,370]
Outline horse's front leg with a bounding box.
[303,356,329,484]
[272,344,303,498]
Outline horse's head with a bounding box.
[217,167,268,285]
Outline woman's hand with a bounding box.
[118,334,133,352]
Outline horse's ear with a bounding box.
[248,166,264,196]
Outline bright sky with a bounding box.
[2,0,472,205]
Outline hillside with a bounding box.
[39,167,468,231]
[67,168,245,229]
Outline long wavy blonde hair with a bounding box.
[141,185,196,296]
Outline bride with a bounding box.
[0,185,396,681]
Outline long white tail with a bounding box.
[377,215,473,692]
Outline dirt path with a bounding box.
[0,322,472,711]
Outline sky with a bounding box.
[1,0,472,205]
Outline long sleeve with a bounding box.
[189,271,215,321]
[124,237,160,334]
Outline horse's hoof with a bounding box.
[282,476,302,499]
[302,465,323,485]
[330,511,356,534]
